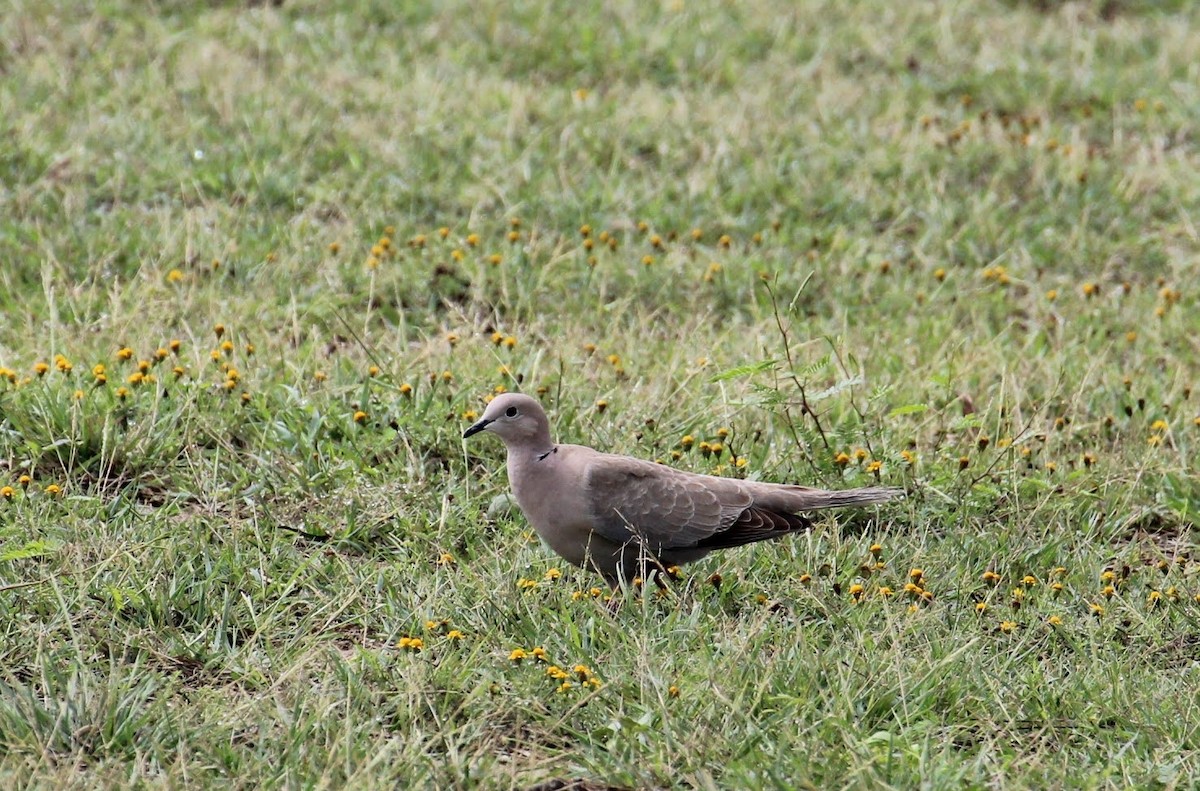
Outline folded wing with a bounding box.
[583,457,813,552]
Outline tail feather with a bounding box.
[751,484,904,512]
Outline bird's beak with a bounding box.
[463,418,491,439]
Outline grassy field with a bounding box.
[2,0,1199,787]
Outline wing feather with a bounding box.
[583,457,749,551]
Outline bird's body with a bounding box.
[465,393,901,586]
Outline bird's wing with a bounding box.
[582,455,793,551]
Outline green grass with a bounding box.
[2,0,1198,787]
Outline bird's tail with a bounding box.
[753,484,904,512]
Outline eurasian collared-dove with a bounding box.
[464,393,901,586]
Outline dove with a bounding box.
[464,393,901,587]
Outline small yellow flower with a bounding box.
[544,568,562,581]
[398,637,424,651]
[353,410,368,424]
[718,234,732,248]
[641,255,655,266]
[909,569,924,584]
[116,347,133,361]
[169,339,181,354]
[167,269,184,283]
[44,484,62,495]
[878,586,894,598]
[399,383,413,396]
[1022,575,1038,587]
[557,682,573,693]
[0,486,13,500]
[834,452,850,467]
[983,570,1001,584]
[900,450,916,465]
[1102,585,1115,599]
[1046,288,1058,301]
[18,475,31,488]
[668,684,680,698]
[33,361,49,376]
[503,336,517,349]
[573,664,591,680]
[446,629,464,640]
[999,621,1017,634]
[853,448,868,462]
[799,574,812,585]
[313,371,327,382]
[508,648,528,662]
[531,646,548,662]
[115,386,130,399]
[1150,419,1168,432]
[1089,602,1105,616]
[848,583,865,601]
[436,553,455,566]
[1047,615,1063,627]
[865,460,882,474]
[595,399,608,413]
[465,233,479,247]
[934,268,946,281]
[975,602,988,614]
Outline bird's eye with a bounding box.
[505,406,518,418]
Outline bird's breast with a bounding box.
[507,453,597,567]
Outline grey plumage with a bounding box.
[464,393,901,586]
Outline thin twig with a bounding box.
[765,279,831,452]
